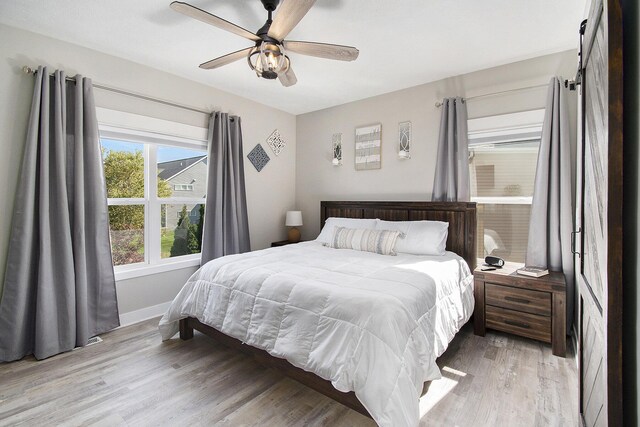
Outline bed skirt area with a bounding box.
[179,316,372,417]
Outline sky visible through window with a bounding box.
[101,138,204,162]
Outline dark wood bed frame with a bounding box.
[179,201,477,418]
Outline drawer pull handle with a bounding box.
[504,296,530,304]
[505,319,530,329]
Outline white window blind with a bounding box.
[468,109,544,263]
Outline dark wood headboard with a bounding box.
[320,201,477,270]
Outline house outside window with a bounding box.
[468,109,545,264]
[158,155,207,228]
[97,108,209,279]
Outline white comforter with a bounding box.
[159,241,474,426]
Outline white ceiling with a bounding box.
[0,0,586,115]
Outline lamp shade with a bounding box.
[285,210,303,227]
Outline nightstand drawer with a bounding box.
[485,283,551,316]
[486,305,551,343]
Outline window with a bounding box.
[173,184,194,191]
[468,110,544,263]
[98,108,209,277]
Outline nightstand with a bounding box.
[473,262,567,357]
[270,240,304,247]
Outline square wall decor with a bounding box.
[267,129,286,156]
[247,143,270,172]
[355,123,381,170]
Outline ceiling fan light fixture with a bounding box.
[248,42,289,80]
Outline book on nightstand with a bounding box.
[516,266,549,277]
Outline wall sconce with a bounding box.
[398,121,411,159]
[332,133,343,166]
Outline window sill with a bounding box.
[471,196,533,205]
[114,256,201,281]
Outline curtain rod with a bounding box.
[434,83,551,108]
[22,66,212,116]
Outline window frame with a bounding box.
[98,109,209,280]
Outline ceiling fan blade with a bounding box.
[171,1,260,42]
[278,66,297,87]
[199,47,252,70]
[283,41,359,61]
[267,0,316,41]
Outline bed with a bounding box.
[159,201,477,426]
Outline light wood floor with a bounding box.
[0,318,578,426]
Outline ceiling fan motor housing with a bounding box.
[260,0,280,12]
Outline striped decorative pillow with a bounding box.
[327,227,404,256]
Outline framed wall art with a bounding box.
[354,123,381,170]
[266,129,286,156]
[247,143,270,172]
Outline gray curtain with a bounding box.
[526,77,574,330]
[0,67,119,362]
[432,97,470,201]
[201,112,250,264]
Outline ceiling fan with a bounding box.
[170,0,359,87]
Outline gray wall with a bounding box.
[295,50,578,240]
[0,24,297,317]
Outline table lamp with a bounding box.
[285,210,303,243]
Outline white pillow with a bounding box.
[375,220,449,256]
[316,217,378,244]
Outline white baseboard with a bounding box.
[118,301,172,327]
